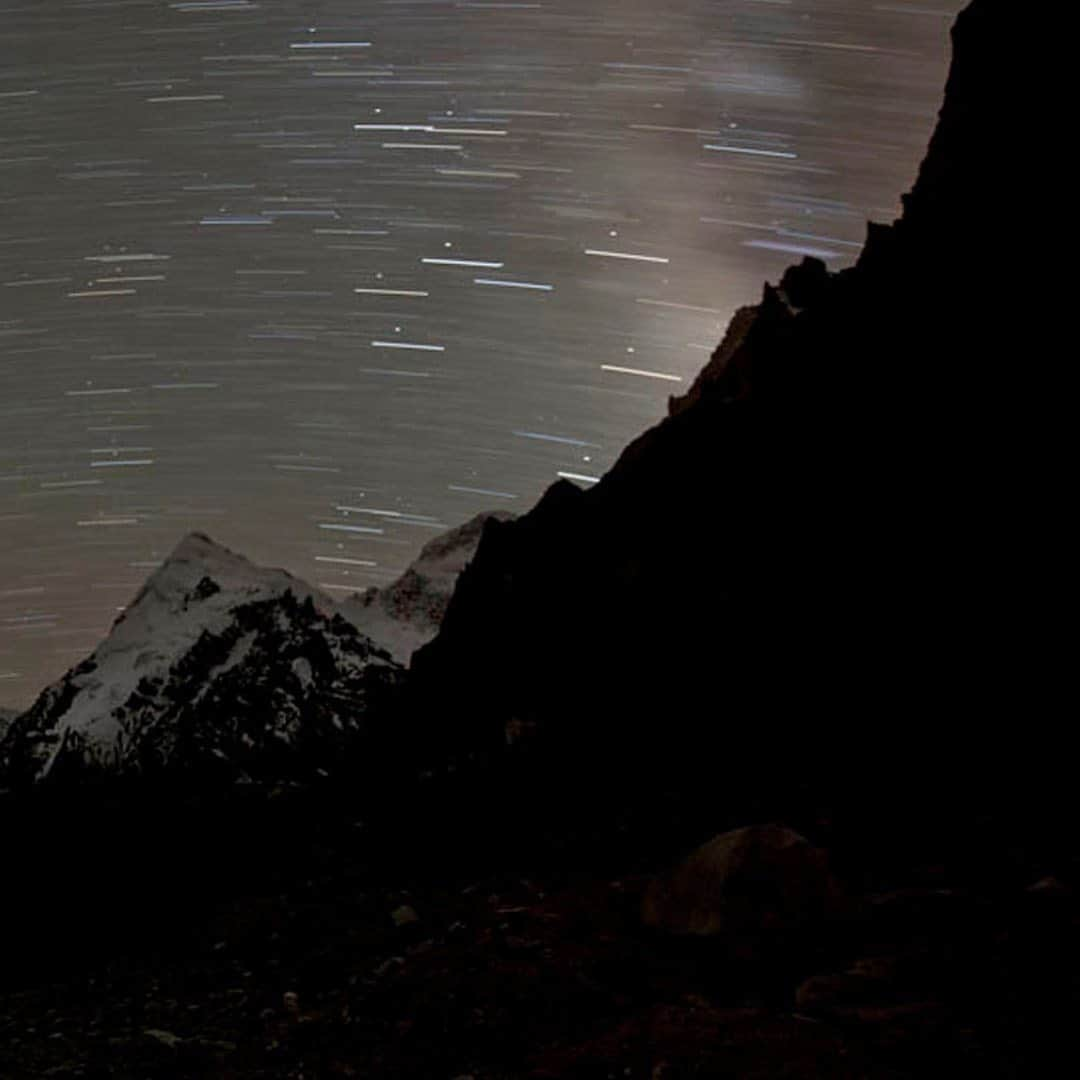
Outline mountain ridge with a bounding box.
[342,510,513,665]
[0,531,400,785]
[408,0,1054,805]
[0,516,502,786]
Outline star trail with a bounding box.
[0,0,963,705]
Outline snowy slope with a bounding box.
[0,707,17,745]
[0,533,402,785]
[343,511,512,664]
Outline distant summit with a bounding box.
[343,511,513,664]
[0,533,399,786]
[0,513,507,787]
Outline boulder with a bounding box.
[642,825,843,939]
[795,972,886,1015]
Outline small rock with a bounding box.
[869,887,966,919]
[197,1038,238,1053]
[1027,876,1068,895]
[144,1028,182,1049]
[392,904,419,927]
[374,956,405,977]
[852,1001,949,1028]
[849,955,900,980]
[795,973,884,1015]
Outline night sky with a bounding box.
[1,0,963,707]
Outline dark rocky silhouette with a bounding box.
[410,0,1057,837]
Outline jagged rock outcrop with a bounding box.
[342,511,513,665]
[410,0,1054,812]
[667,257,831,417]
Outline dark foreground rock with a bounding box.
[1,782,1076,1079]
[642,825,844,941]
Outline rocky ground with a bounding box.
[2,778,1075,1079]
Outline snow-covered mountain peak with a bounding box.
[157,530,263,586]
[101,532,334,664]
[158,532,307,592]
[0,533,397,785]
[124,532,326,620]
[342,511,512,664]
[0,515,507,786]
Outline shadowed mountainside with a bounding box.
[410,0,1057,816]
